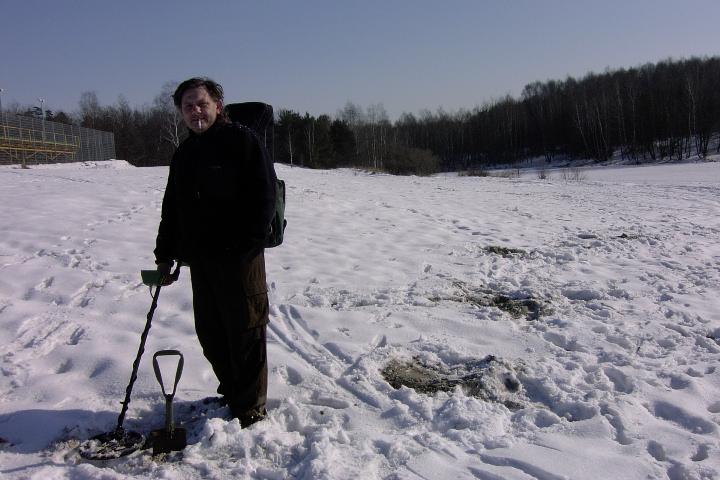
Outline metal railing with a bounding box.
[0,112,115,166]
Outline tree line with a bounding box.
[6,56,719,172]
[271,56,720,173]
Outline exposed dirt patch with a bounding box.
[381,355,527,410]
[487,295,549,320]
[484,245,527,257]
[433,281,553,320]
[616,233,640,240]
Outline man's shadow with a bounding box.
[0,398,233,474]
[0,407,117,474]
[0,407,123,451]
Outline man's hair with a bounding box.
[172,77,224,108]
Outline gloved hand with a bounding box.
[157,262,177,286]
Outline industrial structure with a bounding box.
[0,113,115,166]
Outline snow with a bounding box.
[0,159,719,479]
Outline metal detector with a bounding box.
[78,264,180,460]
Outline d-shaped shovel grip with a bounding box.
[153,350,184,433]
[153,350,184,397]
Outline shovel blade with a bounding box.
[149,427,187,455]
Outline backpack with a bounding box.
[266,178,286,248]
[225,102,286,248]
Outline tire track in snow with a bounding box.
[477,453,569,480]
[270,304,346,377]
[268,303,387,410]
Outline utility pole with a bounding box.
[31,97,45,169]
[38,97,46,140]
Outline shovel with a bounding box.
[148,349,187,455]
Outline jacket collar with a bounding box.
[187,118,226,139]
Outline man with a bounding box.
[154,77,277,427]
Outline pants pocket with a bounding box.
[246,292,269,328]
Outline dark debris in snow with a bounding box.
[381,355,527,410]
[437,280,553,321]
[484,245,527,257]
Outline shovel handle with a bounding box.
[152,350,184,398]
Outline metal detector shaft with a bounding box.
[115,264,181,431]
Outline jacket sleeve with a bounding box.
[154,158,180,265]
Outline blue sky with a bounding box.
[2,0,719,120]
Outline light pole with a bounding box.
[38,97,46,168]
[0,88,4,115]
[38,97,45,138]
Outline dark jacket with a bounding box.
[154,120,277,271]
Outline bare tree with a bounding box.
[305,114,314,167]
[366,103,389,169]
[154,81,183,148]
[78,91,102,129]
[338,101,365,160]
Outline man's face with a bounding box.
[180,86,222,134]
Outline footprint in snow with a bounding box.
[21,287,35,301]
[70,296,92,308]
[371,334,387,349]
[602,366,635,394]
[67,327,85,346]
[275,365,303,386]
[647,440,667,461]
[56,358,74,374]
[667,374,691,390]
[604,333,636,352]
[561,288,604,301]
[651,401,716,435]
[543,331,588,352]
[37,276,54,290]
[706,401,720,414]
[691,444,711,462]
[89,359,113,379]
[307,392,350,410]
[601,404,633,445]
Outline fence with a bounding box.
[0,112,115,166]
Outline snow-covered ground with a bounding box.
[0,160,718,479]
